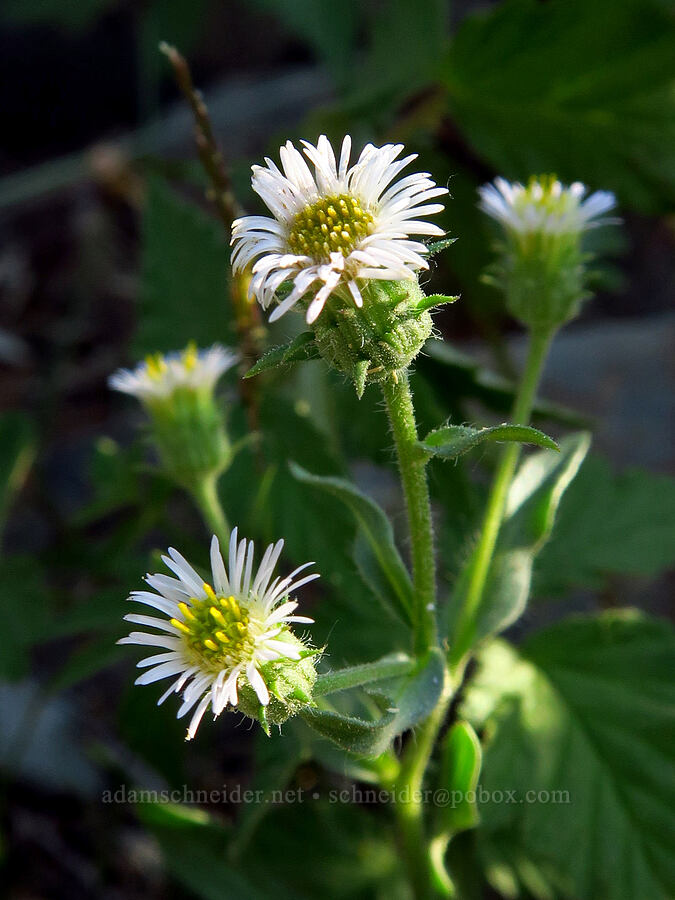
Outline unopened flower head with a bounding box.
[231,135,447,324]
[119,529,319,739]
[109,344,238,487]
[108,343,238,405]
[479,176,616,239]
[478,175,617,332]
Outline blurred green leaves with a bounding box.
[290,463,414,625]
[0,411,36,545]
[442,0,675,212]
[535,454,675,595]
[463,610,675,900]
[448,434,590,659]
[301,649,445,756]
[134,176,234,357]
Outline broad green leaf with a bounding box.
[134,177,234,357]
[419,423,559,461]
[301,649,445,756]
[535,455,675,595]
[448,433,590,660]
[442,0,675,212]
[245,332,320,378]
[0,411,36,541]
[315,653,414,697]
[436,720,483,836]
[290,463,414,624]
[462,611,675,900]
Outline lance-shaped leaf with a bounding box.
[448,433,590,661]
[427,237,458,256]
[410,293,460,316]
[461,611,675,900]
[246,332,320,378]
[290,463,414,624]
[419,423,559,462]
[301,649,445,756]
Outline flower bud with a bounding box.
[479,176,617,333]
[109,344,238,489]
[310,279,439,396]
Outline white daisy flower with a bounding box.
[118,529,317,739]
[231,135,447,324]
[478,175,616,237]
[108,343,238,403]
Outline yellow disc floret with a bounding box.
[171,582,258,673]
[288,194,374,261]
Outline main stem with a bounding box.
[452,328,553,664]
[382,370,437,655]
[190,473,230,549]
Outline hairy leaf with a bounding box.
[420,423,559,461]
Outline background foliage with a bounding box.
[0,0,673,898]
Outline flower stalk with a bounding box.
[451,327,554,666]
[382,370,437,655]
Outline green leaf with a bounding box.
[245,332,320,378]
[442,0,675,212]
[411,293,460,315]
[437,720,483,836]
[0,411,36,541]
[134,177,234,357]
[301,649,445,756]
[315,653,414,696]
[419,423,559,461]
[535,455,675,595]
[427,237,459,256]
[462,611,675,900]
[448,433,590,660]
[289,463,414,624]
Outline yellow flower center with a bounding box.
[171,582,255,672]
[288,194,374,261]
[145,353,168,380]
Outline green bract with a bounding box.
[310,279,455,397]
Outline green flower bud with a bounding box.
[109,344,238,489]
[310,280,446,397]
[479,176,617,333]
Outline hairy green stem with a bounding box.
[190,473,230,548]
[393,676,453,899]
[451,328,553,665]
[382,371,437,655]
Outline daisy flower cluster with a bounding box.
[108,343,238,405]
[231,135,447,324]
[119,530,318,739]
[478,176,616,238]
